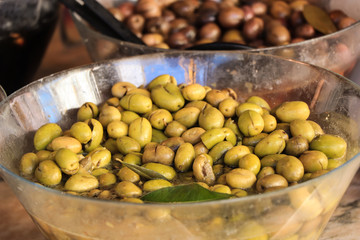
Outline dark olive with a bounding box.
[167,32,189,49]
[126,14,145,34]
[338,17,357,30]
[329,10,347,25]
[290,11,305,28]
[267,25,291,46]
[294,24,315,39]
[118,2,135,19]
[270,1,291,19]
[145,17,170,36]
[180,25,197,42]
[170,0,198,19]
[170,18,189,33]
[162,9,176,22]
[218,7,244,28]
[136,0,161,19]
[243,17,264,40]
[198,22,221,41]
[242,5,255,21]
[251,2,267,16]
[196,6,218,26]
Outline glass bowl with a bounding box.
[71,0,360,83]
[0,52,360,240]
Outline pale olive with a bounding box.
[129,117,152,148]
[164,121,187,137]
[181,83,207,101]
[199,104,225,130]
[88,147,112,169]
[36,150,52,161]
[116,136,141,155]
[257,166,275,179]
[276,155,304,182]
[236,102,264,117]
[121,111,140,124]
[19,152,39,176]
[98,105,122,127]
[275,101,310,123]
[98,172,117,188]
[142,142,175,165]
[143,179,172,192]
[160,136,185,152]
[84,119,104,152]
[193,154,215,185]
[173,107,200,128]
[77,102,99,121]
[256,173,288,193]
[254,132,286,158]
[115,181,142,198]
[151,128,168,143]
[35,160,62,186]
[308,120,324,137]
[226,168,257,189]
[224,145,251,167]
[194,142,209,156]
[185,100,208,111]
[116,165,140,183]
[47,136,82,153]
[260,154,287,168]
[210,184,231,194]
[181,127,206,145]
[174,143,195,172]
[148,109,173,130]
[208,141,233,164]
[107,120,128,138]
[224,118,242,138]
[147,74,177,91]
[242,133,268,147]
[263,114,277,133]
[246,96,271,111]
[218,98,239,118]
[111,81,137,98]
[239,153,261,175]
[200,128,226,149]
[34,123,63,151]
[55,148,80,175]
[64,173,99,192]
[119,93,152,114]
[122,153,142,165]
[91,168,109,177]
[290,119,315,142]
[70,121,92,144]
[205,89,231,107]
[142,162,176,180]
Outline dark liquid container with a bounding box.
[0,5,59,95]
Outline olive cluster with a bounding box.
[108,0,357,49]
[19,74,347,202]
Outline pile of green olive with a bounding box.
[19,74,347,203]
[108,0,357,49]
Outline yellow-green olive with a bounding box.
[290,119,315,142]
[98,172,117,188]
[199,105,225,130]
[205,89,231,107]
[87,147,112,169]
[127,88,151,98]
[84,118,104,152]
[231,188,248,197]
[122,153,142,165]
[256,174,288,192]
[238,110,264,137]
[64,173,99,192]
[223,127,237,146]
[185,100,208,111]
[120,93,153,114]
[164,121,187,137]
[142,142,175,165]
[98,105,121,127]
[173,107,200,128]
[121,111,140,124]
[262,114,277,133]
[218,98,239,118]
[115,181,142,198]
[36,150,52,161]
[254,132,286,158]
[19,152,39,176]
[174,143,195,172]
[224,118,242,138]
[148,109,173,130]
[200,128,226,149]
[224,145,251,167]
[308,120,324,137]
[275,101,310,123]
[260,154,287,168]
[299,150,328,173]
[208,141,233,164]
[152,128,168,143]
[276,155,304,182]
[151,83,185,112]
[117,166,140,183]
[55,148,79,175]
[91,168,109,177]
[285,136,309,156]
[239,153,261,175]
[242,133,268,147]
[35,160,62,186]
[70,121,92,144]
[236,102,264,117]
[275,122,291,136]
[160,136,185,152]
[111,81,137,98]
[193,154,215,185]
[107,120,128,138]
[257,166,275,179]
[34,123,63,151]
[142,162,176,180]
[310,134,347,159]
[103,138,119,154]
[181,127,206,145]
[210,184,231,194]
[128,117,152,148]
[77,102,99,121]
[226,168,257,189]
[47,136,82,153]
[116,136,141,155]
[194,142,209,156]
[181,83,206,101]
[143,179,173,192]
[147,74,177,91]
[246,96,271,111]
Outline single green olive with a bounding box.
[19,152,39,176]
[64,173,99,192]
[35,160,62,186]
[208,141,233,164]
[193,154,215,185]
[181,83,207,101]
[260,154,287,168]
[226,168,257,189]
[275,101,310,123]
[257,166,275,179]
[239,153,261,175]
[276,155,304,182]
[98,105,122,127]
[111,81,137,98]
[238,110,264,137]
[164,121,187,137]
[209,184,231,194]
[185,100,209,111]
[77,102,99,121]
[199,104,225,130]
[34,123,63,151]
[262,114,277,133]
[142,142,175,165]
[242,133,268,147]
[107,120,128,138]
[151,128,168,143]
[84,118,104,153]
[151,83,185,112]
[200,128,226,149]
[181,127,206,145]
[299,150,328,173]
[236,102,264,117]
[87,147,112,169]
[224,118,242,138]
[47,136,82,153]
[147,74,177,91]
[122,153,142,165]
[98,172,117,189]
[142,162,176,180]
[254,132,286,158]
[246,96,271,111]
[70,121,92,144]
[174,142,196,172]
[116,136,141,155]
[119,93,153,114]
[173,107,200,128]
[55,148,80,175]
[121,111,140,125]
[143,179,173,192]
[309,134,347,159]
[117,166,140,183]
[148,109,173,130]
[284,136,309,156]
[36,150,52,161]
[115,181,142,198]
[307,120,324,137]
[224,145,251,167]
[256,173,288,193]
[218,98,239,118]
[128,117,152,148]
[290,119,315,142]
[205,89,231,107]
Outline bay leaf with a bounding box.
[141,183,233,203]
[303,4,337,35]
[115,158,167,180]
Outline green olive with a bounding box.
[238,110,264,137]
[199,104,225,130]
[236,102,264,117]
[224,145,251,167]
[64,173,99,192]
[147,74,177,91]
[200,128,226,149]
[120,93,152,114]
[98,172,117,189]
[257,166,275,179]
[103,138,119,154]
[309,134,347,159]
[275,122,291,136]
[260,154,287,168]
[142,162,176,180]
[218,98,239,118]
[164,121,187,137]
[284,136,309,156]
[151,83,185,112]
[263,114,277,133]
[208,141,233,164]
[19,152,39,176]
[299,150,328,173]
[226,168,257,189]
[275,101,310,123]
[239,153,261,175]
[209,184,231,194]
[91,168,109,177]
[173,107,200,128]
[116,136,141,155]
[84,119,104,153]
[115,181,142,198]
[87,147,112,169]
[120,111,140,125]
[111,81,137,98]
[128,117,152,148]
[290,119,315,142]
[107,120,128,138]
[174,143,196,172]
[181,127,206,145]
[36,150,52,161]
[194,142,209,156]
[98,105,121,127]
[242,133,268,147]
[77,102,99,121]
[148,109,173,130]
[122,153,142,165]
[55,148,80,175]
[160,136,185,152]
[256,174,288,193]
[205,89,231,107]
[246,96,271,111]
[142,142,175,165]
[276,155,304,182]
[151,128,168,143]
[47,136,82,153]
[127,88,151,98]
[181,83,206,101]
[308,120,324,137]
[193,154,215,185]
[223,127,237,145]
[143,179,173,192]
[70,121,92,144]
[34,123,63,151]
[224,118,242,138]
[117,166,140,183]
[185,100,209,111]
[35,160,62,186]
[254,132,286,158]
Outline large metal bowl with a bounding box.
[0,52,360,240]
[72,0,360,83]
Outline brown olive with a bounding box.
[242,5,255,21]
[145,17,170,36]
[294,24,315,39]
[170,0,197,19]
[270,1,291,19]
[118,2,135,19]
[136,0,161,19]
[180,25,197,42]
[267,25,291,46]
[162,9,176,22]
[196,6,218,25]
[218,7,244,29]
[251,2,267,16]
[338,17,357,30]
[126,14,145,34]
[243,17,264,40]
[108,8,124,21]
[198,22,221,41]
[290,11,305,27]
[170,18,189,33]
[222,29,245,44]
[329,10,347,25]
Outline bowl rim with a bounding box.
[1,51,360,207]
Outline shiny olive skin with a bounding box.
[115,181,142,198]
[77,102,99,121]
[129,117,152,148]
[64,173,99,192]
[276,155,304,182]
[181,83,207,101]
[143,162,176,180]
[148,109,173,130]
[55,148,80,175]
[120,93,153,114]
[181,127,206,145]
[164,121,187,137]
[174,142,195,172]
[34,123,63,151]
[98,105,121,127]
[111,81,137,98]
[256,174,288,193]
[275,101,310,122]
[70,122,92,144]
[143,179,173,192]
[238,110,264,137]
[208,141,233,164]
[116,136,141,155]
[285,136,309,156]
[226,168,257,189]
[254,131,286,158]
[173,107,200,128]
[199,105,225,130]
[299,150,328,173]
[151,83,185,112]
[19,152,39,176]
[290,119,315,142]
[310,134,347,159]
[35,160,62,186]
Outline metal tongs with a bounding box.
[58,0,252,50]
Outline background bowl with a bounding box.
[0,52,360,240]
[71,0,360,83]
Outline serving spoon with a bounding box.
[59,0,252,51]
